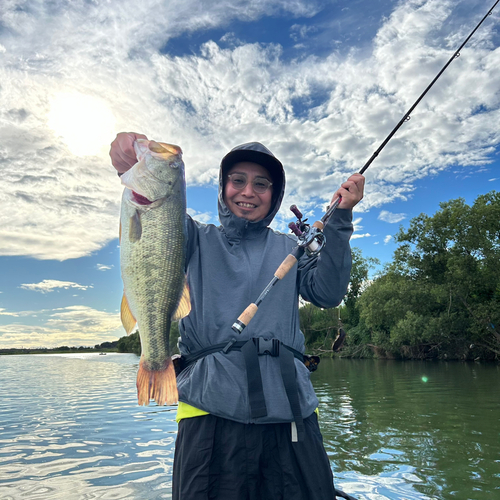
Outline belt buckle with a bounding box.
[256,337,280,356]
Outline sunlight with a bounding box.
[48,92,115,156]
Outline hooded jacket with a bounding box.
[176,143,353,424]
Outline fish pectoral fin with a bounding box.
[129,210,142,242]
[121,294,137,334]
[172,279,191,321]
[119,220,122,243]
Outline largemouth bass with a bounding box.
[119,139,190,406]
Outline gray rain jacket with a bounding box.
[177,143,353,424]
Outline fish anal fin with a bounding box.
[121,294,137,334]
[172,279,191,321]
[136,356,179,406]
[129,210,142,242]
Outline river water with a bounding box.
[0,354,498,499]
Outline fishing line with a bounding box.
[232,0,499,334]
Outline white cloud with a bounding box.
[0,308,19,317]
[1,0,499,260]
[489,178,498,181]
[384,235,393,244]
[378,210,407,223]
[374,241,379,245]
[0,305,122,348]
[290,24,318,42]
[187,208,215,224]
[20,280,93,293]
[96,264,114,271]
[352,233,372,240]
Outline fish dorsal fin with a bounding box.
[121,294,137,334]
[172,279,191,321]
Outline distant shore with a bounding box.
[0,347,119,355]
[0,340,120,355]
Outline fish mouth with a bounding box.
[132,191,153,205]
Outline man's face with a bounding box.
[224,162,273,222]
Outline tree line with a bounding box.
[300,191,500,361]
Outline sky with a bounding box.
[1,0,499,349]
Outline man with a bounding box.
[110,133,364,500]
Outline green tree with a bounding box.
[117,331,141,354]
[116,322,180,356]
[356,191,500,360]
[343,247,379,328]
[299,247,378,352]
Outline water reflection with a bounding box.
[1,354,499,499]
[313,358,500,499]
[0,354,175,499]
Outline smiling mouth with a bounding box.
[236,202,257,209]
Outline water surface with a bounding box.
[1,354,499,499]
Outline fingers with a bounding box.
[109,132,148,173]
[331,174,365,210]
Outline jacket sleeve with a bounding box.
[297,208,353,308]
[184,214,200,271]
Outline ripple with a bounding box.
[2,355,499,499]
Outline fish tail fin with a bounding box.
[137,356,179,406]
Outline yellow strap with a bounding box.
[176,402,319,423]
[176,402,209,422]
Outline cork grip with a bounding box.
[313,220,324,230]
[237,303,258,326]
[274,254,298,280]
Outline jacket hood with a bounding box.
[218,142,285,237]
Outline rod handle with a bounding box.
[236,303,258,327]
[274,254,298,280]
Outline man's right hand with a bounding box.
[109,132,148,174]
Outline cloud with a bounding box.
[1,0,499,260]
[20,280,93,293]
[0,308,19,317]
[290,24,318,42]
[349,215,372,239]
[352,233,372,240]
[187,208,215,224]
[96,264,114,271]
[378,210,407,223]
[489,178,498,181]
[384,235,393,244]
[0,305,122,348]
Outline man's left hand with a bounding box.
[331,173,365,210]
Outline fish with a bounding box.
[119,139,190,406]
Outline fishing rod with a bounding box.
[232,0,499,335]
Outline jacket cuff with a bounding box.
[326,207,352,226]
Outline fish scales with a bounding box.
[119,140,190,406]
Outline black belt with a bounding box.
[182,337,306,441]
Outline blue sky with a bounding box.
[1,0,499,348]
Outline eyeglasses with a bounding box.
[227,173,273,194]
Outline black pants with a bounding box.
[172,413,337,500]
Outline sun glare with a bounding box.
[48,92,116,157]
